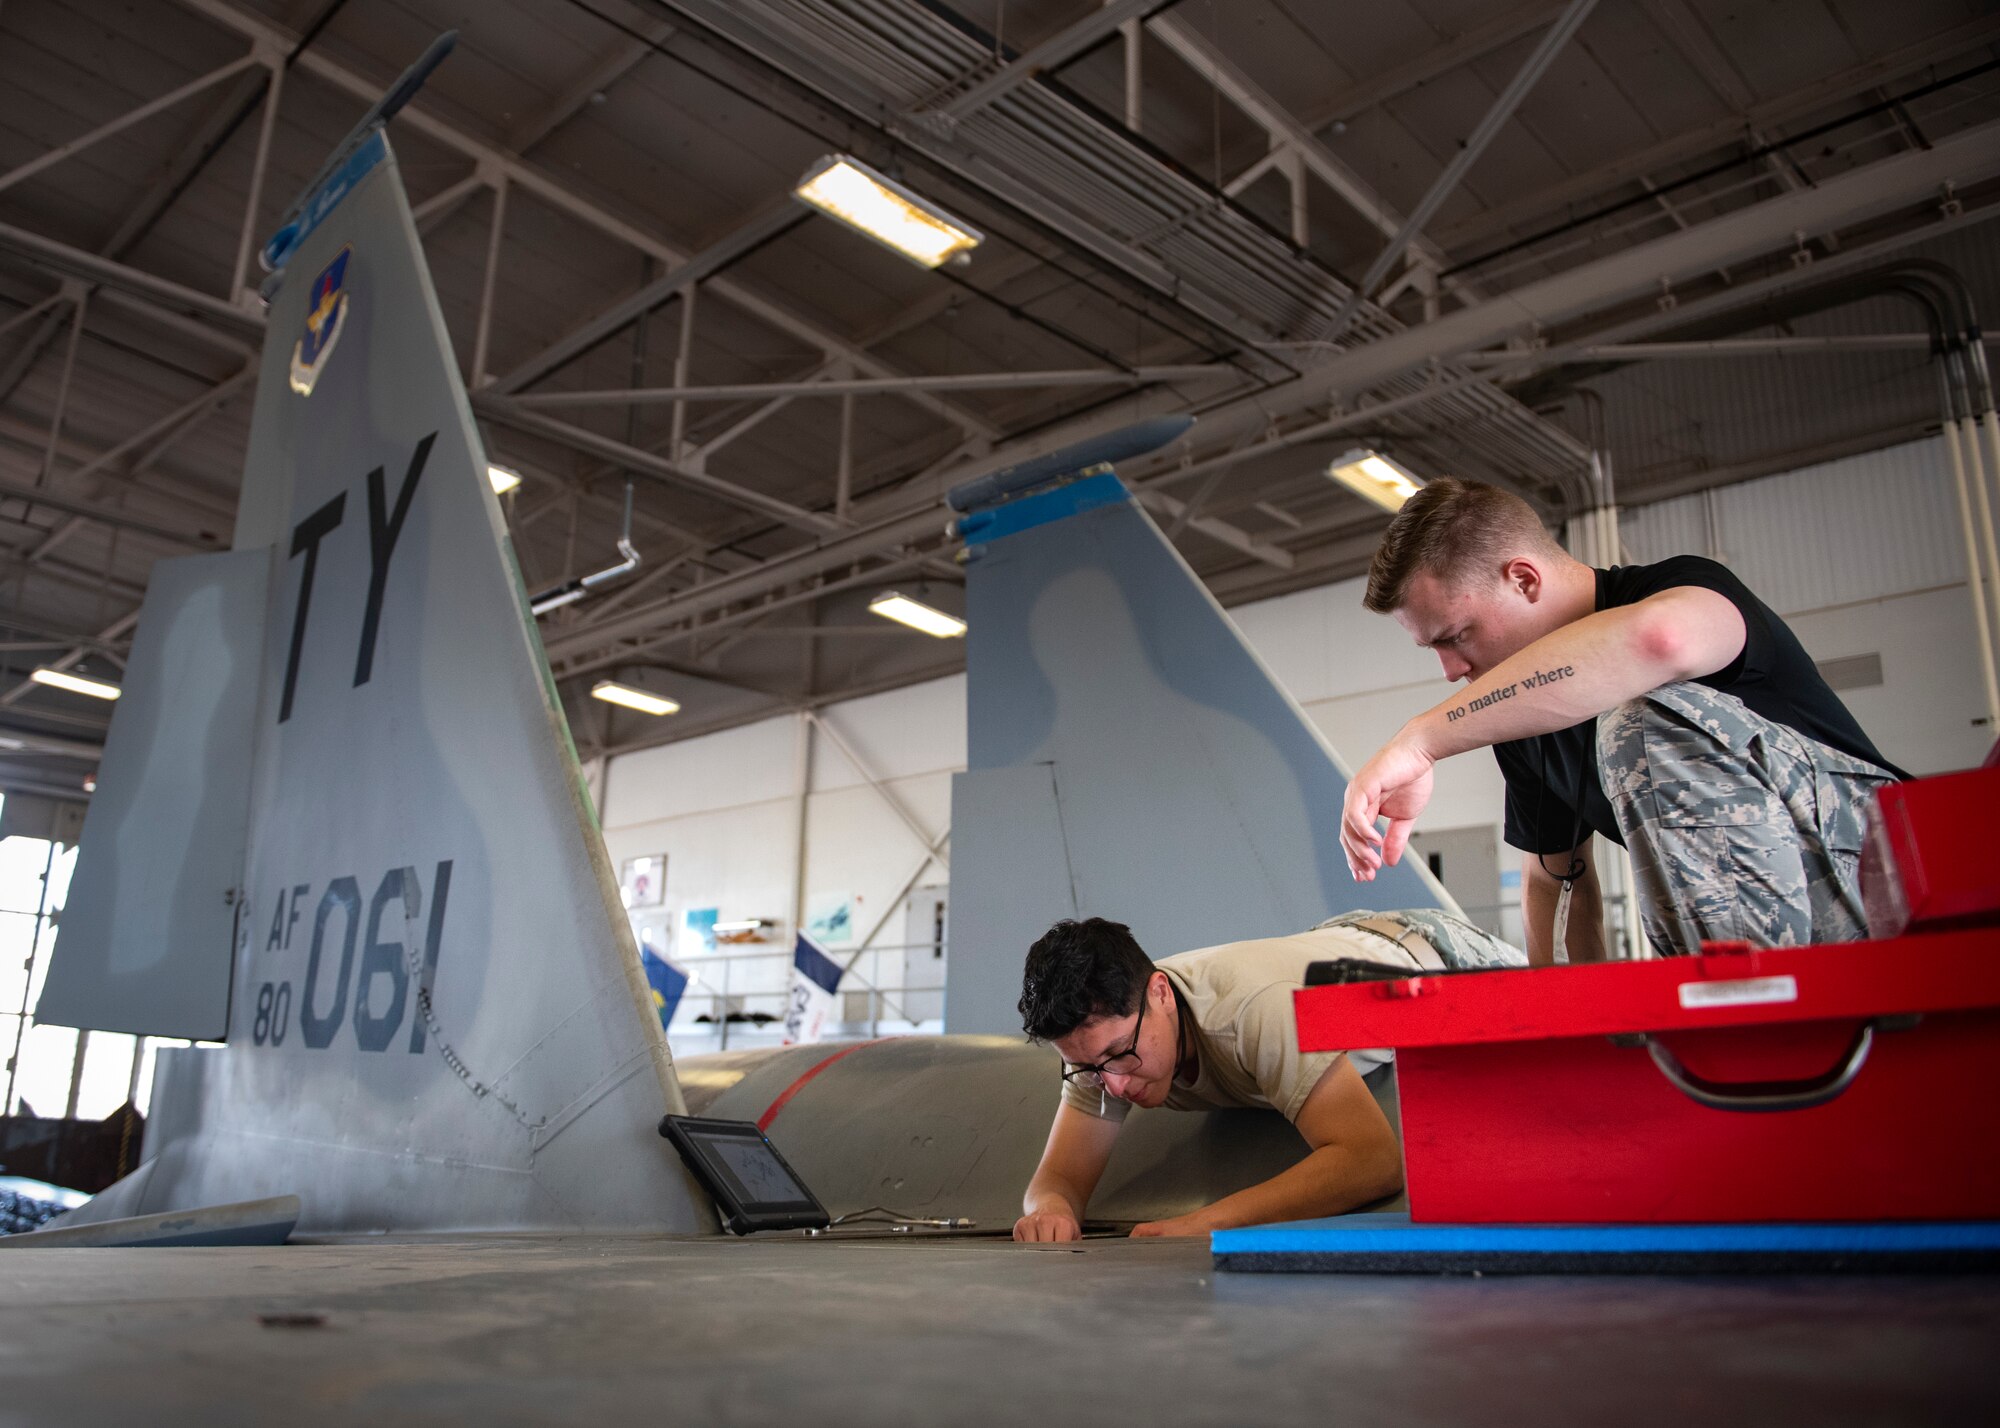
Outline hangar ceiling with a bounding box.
[2,0,1998,794]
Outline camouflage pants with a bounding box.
[1596,683,1896,955]
[1313,908,1526,970]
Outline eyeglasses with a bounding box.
[1060,990,1147,1089]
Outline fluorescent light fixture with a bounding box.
[713,919,770,934]
[31,667,121,701]
[488,464,522,494]
[1326,449,1424,513]
[868,591,966,639]
[794,154,983,269]
[591,680,679,716]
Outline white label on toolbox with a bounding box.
[1678,974,1799,1010]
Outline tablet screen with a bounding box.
[658,1115,829,1233]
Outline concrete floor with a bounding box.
[3,1234,1997,1426]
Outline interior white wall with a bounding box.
[599,434,1988,1033]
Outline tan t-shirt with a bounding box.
[1058,921,1444,1126]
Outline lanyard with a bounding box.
[1533,732,1592,962]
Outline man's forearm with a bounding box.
[1409,606,1675,761]
[1023,1171,1088,1221]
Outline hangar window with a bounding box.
[0,825,159,1128]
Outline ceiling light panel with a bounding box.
[591,681,680,716]
[1326,450,1424,514]
[868,592,966,639]
[30,668,122,701]
[794,155,983,269]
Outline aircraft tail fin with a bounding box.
[943,428,1453,1033]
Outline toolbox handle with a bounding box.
[1638,1022,1875,1113]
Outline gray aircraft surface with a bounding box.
[18,39,1441,1242]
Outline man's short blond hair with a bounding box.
[1362,479,1558,614]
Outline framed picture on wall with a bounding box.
[620,854,666,910]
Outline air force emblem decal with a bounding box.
[289,246,351,396]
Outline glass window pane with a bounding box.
[0,836,54,916]
[72,1031,139,1120]
[11,1020,77,1118]
[0,908,37,1010]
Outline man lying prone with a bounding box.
[1013,910,1522,1240]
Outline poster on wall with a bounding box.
[804,891,858,949]
[620,854,666,909]
[682,906,719,955]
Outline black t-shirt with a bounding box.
[1494,555,1905,855]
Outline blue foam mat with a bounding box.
[1211,1213,2000,1275]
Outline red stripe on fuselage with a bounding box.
[756,1040,885,1132]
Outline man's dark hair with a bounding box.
[1363,477,1559,613]
[1018,917,1155,1043]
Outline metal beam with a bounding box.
[1460,335,1942,361]
[1261,117,2000,442]
[1146,11,1469,286]
[7,368,252,572]
[1318,0,1600,340]
[1297,1,1575,130]
[94,287,258,359]
[550,552,932,681]
[1432,12,2000,253]
[0,474,220,549]
[540,506,948,663]
[932,0,1161,122]
[0,411,232,527]
[0,219,265,340]
[510,18,674,152]
[507,365,1230,405]
[473,398,838,535]
[694,623,931,638]
[0,727,105,760]
[0,613,130,655]
[170,0,999,442]
[1638,0,1754,110]
[806,710,948,869]
[415,25,678,240]
[1636,0,1819,209]
[487,200,803,394]
[0,52,262,197]
[1133,489,1293,569]
[0,774,98,800]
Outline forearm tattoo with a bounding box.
[1443,664,1574,723]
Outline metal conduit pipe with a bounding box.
[529,480,644,616]
[1535,259,2000,729]
[1943,343,2000,711]
[1937,355,2000,727]
[1890,264,2000,721]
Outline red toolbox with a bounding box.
[1295,934,2000,1223]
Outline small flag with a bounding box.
[639,939,688,1029]
[783,933,842,1045]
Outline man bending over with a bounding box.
[1341,479,1902,962]
[1013,910,1521,1241]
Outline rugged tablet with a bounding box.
[658,1115,831,1235]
